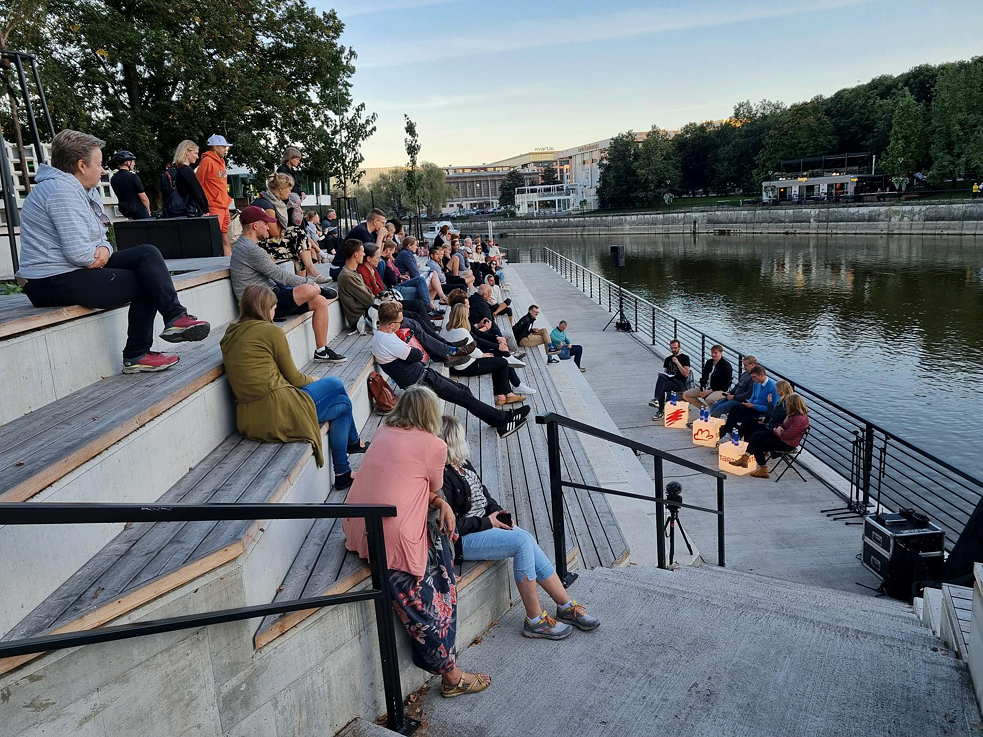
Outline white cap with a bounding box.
[207,134,232,147]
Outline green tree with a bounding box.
[540,163,558,185]
[882,88,928,178]
[753,100,836,183]
[3,0,373,200]
[636,125,680,205]
[373,168,408,216]
[497,169,524,207]
[417,162,454,217]
[714,100,785,193]
[597,131,641,208]
[672,121,716,195]
[929,59,983,183]
[403,114,420,208]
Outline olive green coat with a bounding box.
[220,320,324,467]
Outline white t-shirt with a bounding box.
[372,330,411,364]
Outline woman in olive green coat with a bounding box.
[221,285,365,489]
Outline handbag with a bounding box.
[367,371,397,414]
[396,327,428,362]
[559,346,572,360]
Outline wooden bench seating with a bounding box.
[0,330,377,675]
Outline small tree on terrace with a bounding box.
[540,163,558,185]
[498,169,524,207]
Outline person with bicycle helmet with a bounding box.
[109,149,151,219]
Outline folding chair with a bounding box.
[768,428,810,482]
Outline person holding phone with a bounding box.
[439,415,600,640]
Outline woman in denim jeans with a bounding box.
[439,416,600,640]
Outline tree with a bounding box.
[373,168,408,215]
[597,131,641,208]
[540,163,558,185]
[403,114,420,209]
[417,162,454,217]
[497,169,524,207]
[636,125,679,205]
[671,121,715,195]
[929,59,983,183]
[753,100,836,183]
[882,88,928,178]
[3,0,374,200]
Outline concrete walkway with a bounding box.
[511,262,883,595]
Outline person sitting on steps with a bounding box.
[549,320,586,372]
[513,304,559,362]
[730,393,810,478]
[16,129,210,374]
[650,339,691,419]
[439,414,600,640]
[229,206,346,364]
[220,285,366,490]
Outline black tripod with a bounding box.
[603,267,633,332]
[664,501,693,565]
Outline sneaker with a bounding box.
[512,404,532,421]
[428,310,444,321]
[333,471,354,490]
[579,366,587,372]
[556,601,600,631]
[159,314,210,343]
[313,274,333,284]
[347,441,369,454]
[497,414,528,439]
[546,347,561,355]
[522,611,573,640]
[122,351,179,373]
[512,351,526,360]
[547,357,560,365]
[513,382,537,395]
[652,411,664,421]
[314,347,347,363]
[648,399,660,408]
[505,355,526,368]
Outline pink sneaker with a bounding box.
[122,351,180,373]
[160,313,210,343]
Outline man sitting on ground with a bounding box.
[230,206,345,364]
[683,344,732,414]
[16,129,210,374]
[710,355,758,419]
[650,339,691,420]
[514,304,560,363]
[717,365,778,440]
[373,302,529,438]
[549,320,586,372]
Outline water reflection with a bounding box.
[504,233,983,477]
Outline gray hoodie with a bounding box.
[16,164,112,280]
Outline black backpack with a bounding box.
[159,166,200,218]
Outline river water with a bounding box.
[502,233,983,479]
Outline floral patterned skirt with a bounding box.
[388,536,457,675]
[259,225,310,267]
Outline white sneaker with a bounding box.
[513,382,537,395]
[505,356,526,368]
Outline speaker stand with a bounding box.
[603,268,633,332]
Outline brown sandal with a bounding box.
[495,394,527,406]
[440,672,491,698]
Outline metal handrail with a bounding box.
[543,247,983,549]
[536,412,726,576]
[0,502,418,735]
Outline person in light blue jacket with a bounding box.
[16,129,210,374]
[718,365,777,439]
[549,320,585,371]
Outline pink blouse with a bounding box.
[342,425,447,578]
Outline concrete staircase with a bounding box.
[421,564,980,737]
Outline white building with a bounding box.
[514,183,580,215]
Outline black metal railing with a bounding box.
[536,412,727,578]
[544,247,983,549]
[0,502,418,736]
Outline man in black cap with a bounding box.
[110,150,151,219]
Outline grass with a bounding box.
[1,281,23,295]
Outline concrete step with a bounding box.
[336,718,396,737]
[924,586,944,635]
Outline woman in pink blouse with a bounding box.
[730,393,810,479]
[343,385,491,697]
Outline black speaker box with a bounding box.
[610,244,625,268]
[115,216,224,259]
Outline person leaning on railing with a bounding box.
[729,393,810,479]
[342,386,492,697]
[439,415,600,641]
[15,129,210,374]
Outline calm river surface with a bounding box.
[503,233,983,478]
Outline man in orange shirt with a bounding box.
[197,134,234,255]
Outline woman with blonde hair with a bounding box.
[730,392,810,479]
[250,172,325,281]
[220,284,365,490]
[737,379,793,441]
[439,415,600,639]
[343,387,491,697]
[161,139,209,217]
[443,303,527,406]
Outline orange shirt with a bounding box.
[195,150,233,210]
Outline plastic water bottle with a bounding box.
[670,392,677,406]
[701,407,708,422]
[731,428,740,445]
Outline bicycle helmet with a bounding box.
[113,150,136,166]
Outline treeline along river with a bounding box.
[503,233,983,479]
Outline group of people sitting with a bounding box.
[650,340,810,479]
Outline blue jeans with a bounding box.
[395,276,431,305]
[710,398,739,419]
[300,376,359,475]
[460,525,556,583]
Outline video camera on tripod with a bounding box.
[663,481,692,566]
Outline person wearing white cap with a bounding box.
[197,134,234,256]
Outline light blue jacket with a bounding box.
[747,378,778,413]
[16,164,111,280]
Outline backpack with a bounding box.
[367,371,397,414]
[160,165,200,218]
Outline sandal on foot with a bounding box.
[440,672,490,698]
[495,394,527,406]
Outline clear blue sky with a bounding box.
[314,0,982,168]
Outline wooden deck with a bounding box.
[941,583,973,658]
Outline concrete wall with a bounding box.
[485,202,983,237]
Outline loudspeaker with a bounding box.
[610,244,625,268]
[115,216,224,259]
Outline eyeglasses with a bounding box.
[87,196,112,228]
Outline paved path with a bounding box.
[513,262,883,595]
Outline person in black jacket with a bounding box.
[162,140,210,218]
[683,344,733,413]
[513,304,560,362]
[439,415,600,639]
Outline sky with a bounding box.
[313,0,983,169]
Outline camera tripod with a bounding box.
[664,503,693,565]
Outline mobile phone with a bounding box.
[497,511,513,527]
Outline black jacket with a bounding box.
[468,292,494,328]
[442,460,503,564]
[700,358,733,392]
[513,312,537,342]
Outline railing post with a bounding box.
[364,517,413,734]
[673,318,678,341]
[861,423,874,509]
[716,477,726,567]
[547,420,577,586]
[701,335,706,366]
[634,297,638,331]
[654,457,667,570]
[651,306,656,345]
